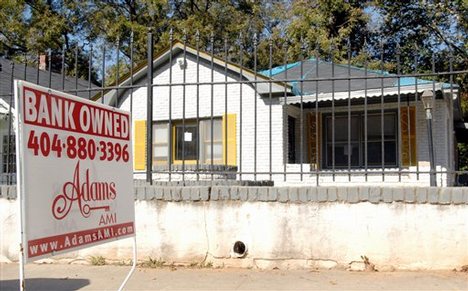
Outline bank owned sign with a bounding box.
[15,81,135,262]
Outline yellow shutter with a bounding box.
[134,120,146,170]
[401,106,416,167]
[308,112,321,169]
[222,114,237,166]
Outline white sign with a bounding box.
[184,132,192,142]
[15,81,135,262]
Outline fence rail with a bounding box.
[0,30,466,186]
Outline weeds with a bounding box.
[140,257,165,268]
[361,255,377,272]
[90,256,106,266]
[195,261,213,268]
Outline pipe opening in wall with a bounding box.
[233,241,247,258]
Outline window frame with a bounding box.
[322,110,399,169]
[287,115,296,163]
[200,119,223,165]
[173,121,199,164]
[153,122,170,165]
[153,117,223,165]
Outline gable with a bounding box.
[96,41,291,105]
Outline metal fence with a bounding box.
[0,30,467,186]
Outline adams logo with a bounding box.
[52,161,116,220]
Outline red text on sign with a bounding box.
[23,87,130,140]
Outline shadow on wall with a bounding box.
[0,278,90,291]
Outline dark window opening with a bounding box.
[324,112,397,168]
[288,116,296,163]
[175,124,198,161]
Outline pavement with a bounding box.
[1,263,467,290]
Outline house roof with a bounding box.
[94,40,291,104]
[260,58,437,95]
[0,57,99,106]
[261,58,461,121]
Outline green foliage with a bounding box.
[463,98,468,121]
[90,255,106,266]
[458,143,468,172]
[140,257,165,268]
[2,1,466,76]
[116,259,133,266]
[281,0,370,62]
[189,261,213,268]
[199,261,213,268]
[105,60,132,86]
[370,1,467,76]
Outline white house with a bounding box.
[96,41,462,186]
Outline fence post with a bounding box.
[146,29,154,184]
[7,62,14,185]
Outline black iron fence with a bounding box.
[0,31,467,186]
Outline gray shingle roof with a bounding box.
[0,58,99,106]
[260,58,432,95]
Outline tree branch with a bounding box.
[428,22,468,58]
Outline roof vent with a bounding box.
[177,58,187,70]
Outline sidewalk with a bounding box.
[1,263,467,290]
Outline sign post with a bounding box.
[14,80,136,290]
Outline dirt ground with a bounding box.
[1,263,467,290]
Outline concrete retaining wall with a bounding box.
[1,185,467,270]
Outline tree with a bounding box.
[279,0,370,63]
[0,0,99,83]
[370,0,467,76]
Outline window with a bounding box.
[153,123,169,164]
[2,135,15,173]
[325,115,360,167]
[153,118,224,165]
[288,116,296,163]
[175,123,198,161]
[200,119,222,164]
[324,112,397,168]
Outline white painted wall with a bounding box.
[2,198,467,270]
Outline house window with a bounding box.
[288,116,296,163]
[154,118,223,164]
[324,112,397,168]
[200,119,222,164]
[175,123,198,161]
[2,135,15,173]
[153,123,169,163]
[325,115,360,167]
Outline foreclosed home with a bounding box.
[96,41,463,186]
[0,58,97,183]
